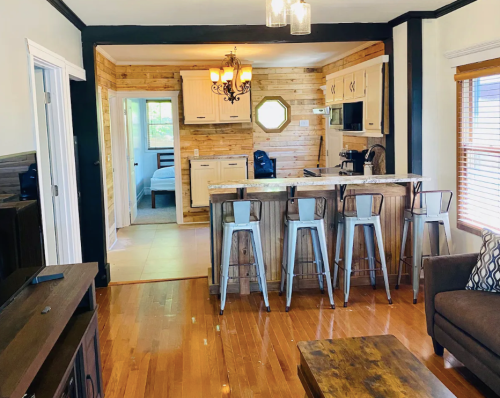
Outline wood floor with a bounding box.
[96,278,498,398]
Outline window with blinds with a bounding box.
[457,65,500,234]
[146,100,174,150]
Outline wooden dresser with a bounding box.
[0,263,102,398]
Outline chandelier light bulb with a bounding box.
[209,68,220,83]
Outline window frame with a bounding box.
[456,58,500,236]
[255,96,292,134]
[145,99,174,151]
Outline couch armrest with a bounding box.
[424,253,478,338]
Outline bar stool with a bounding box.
[279,197,335,312]
[396,190,453,304]
[333,194,392,308]
[219,199,270,315]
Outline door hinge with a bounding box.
[44,92,51,104]
[53,185,59,197]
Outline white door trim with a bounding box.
[26,39,85,264]
[115,91,183,225]
[97,87,110,251]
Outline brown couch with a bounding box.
[425,253,500,395]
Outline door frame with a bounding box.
[115,91,182,225]
[26,39,85,264]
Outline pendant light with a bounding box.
[290,0,311,35]
[266,0,287,27]
[285,0,299,16]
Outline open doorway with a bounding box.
[125,98,177,225]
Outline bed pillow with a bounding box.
[153,167,175,179]
[466,228,500,293]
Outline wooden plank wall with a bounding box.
[96,51,117,238]
[252,67,326,177]
[114,64,254,223]
[0,153,36,195]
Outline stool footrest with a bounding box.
[228,263,257,267]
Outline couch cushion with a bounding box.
[435,290,500,358]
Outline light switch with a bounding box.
[300,120,309,127]
[194,149,199,157]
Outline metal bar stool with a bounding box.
[396,190,453,304]
[279,197,335,312]
[333,194,392,307]
[220,199,270,315]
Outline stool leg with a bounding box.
[220,225,233,315]
[412,216,425,304]
[316,221,335,309]
[311,228,324,293]
[333,221,343,290]
[285,224,298,312]
[280,224,288,296]
[363,225,376,289]
[428,222,440,257]
[251,224,270,312]
[396,219,410,289]
[442,215,453,255]
[343,222,355,307]
[249,231,263,294]
[373,218,392,304]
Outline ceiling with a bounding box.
[66,0,455,26]
[98,42,372,67]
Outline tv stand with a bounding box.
[0,263,102,398]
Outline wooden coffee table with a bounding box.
[297,335,455,398]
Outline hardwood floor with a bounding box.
[96,279,498,398]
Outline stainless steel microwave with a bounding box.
[330,102,363,131]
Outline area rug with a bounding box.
[134,193,176,224]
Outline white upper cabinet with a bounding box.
[354,70,366,99]
[365,64,383,131]
[343,73,354,100]
[181,70,251,125]
[325,79,335,104]
[333,76,344,103]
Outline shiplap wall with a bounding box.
[96,52,117,237]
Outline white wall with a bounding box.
[422,0,500,253]
[0,0,82,158]
[393,22,408,174]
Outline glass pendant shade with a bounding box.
[222,67,234,82]
[266,0,286,27]
[209,68,220,83]
[290,0,311,35]
[285,0,299,15]
[240,67,253,83]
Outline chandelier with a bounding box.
[210,47,252,105]
[266,0,311,35]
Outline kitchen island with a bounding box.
[207,174,429,295]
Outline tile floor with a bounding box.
[108,223,210,283]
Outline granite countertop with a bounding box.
[208,174,429,191]
[188,154,248,161]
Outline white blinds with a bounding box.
[457,74,500,232]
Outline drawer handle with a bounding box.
[228,163,237,166]
[197,116,206,119]
[200,164,210,167]
[230,116,239,118]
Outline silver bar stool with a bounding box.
[279,197,335,312]
[219,199,270,315]
[333,194,392,307]
[396,190,453,304]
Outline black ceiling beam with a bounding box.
[389,0,477,27]
[83,23,392,46]
[46,0,86,30]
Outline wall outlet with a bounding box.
[194,149,199,157]
[299,120,309,127]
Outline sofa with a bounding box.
[425,253,500,395]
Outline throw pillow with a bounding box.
[466,228,500,293]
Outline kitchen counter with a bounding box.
[188,154,248,161]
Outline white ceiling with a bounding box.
[67,0,454,26]
[99,42,373,67]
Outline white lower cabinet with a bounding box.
[190,158,248,207]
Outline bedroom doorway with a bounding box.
[112,91,182,228]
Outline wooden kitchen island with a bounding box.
[207,174,429,295]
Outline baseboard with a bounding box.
[144,187,151,195]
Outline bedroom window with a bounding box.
[146,100,174,150]
[456,58,500,235]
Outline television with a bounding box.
[0,152,45,311]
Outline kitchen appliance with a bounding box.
[327,102,364,131]
[339,149,365,174]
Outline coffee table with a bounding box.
[297,335,455,397]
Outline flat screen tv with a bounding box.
[0,152,45,312]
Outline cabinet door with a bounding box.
[219,92,251,123]
[83,312,103,398]
[333,77,344,102]
[325,79,335,104]
[219,159,247,181]
[183,78,218,124]
[365,64,383,131]
[354,69,366,99]
[343,73,354,100]
[191,161,219,207]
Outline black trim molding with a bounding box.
[46,0,86,30]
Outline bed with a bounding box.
[151,152,175,208]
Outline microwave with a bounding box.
[330,102,363,131]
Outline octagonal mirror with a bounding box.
[255,96,291,133]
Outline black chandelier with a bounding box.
[210,47,252,105]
